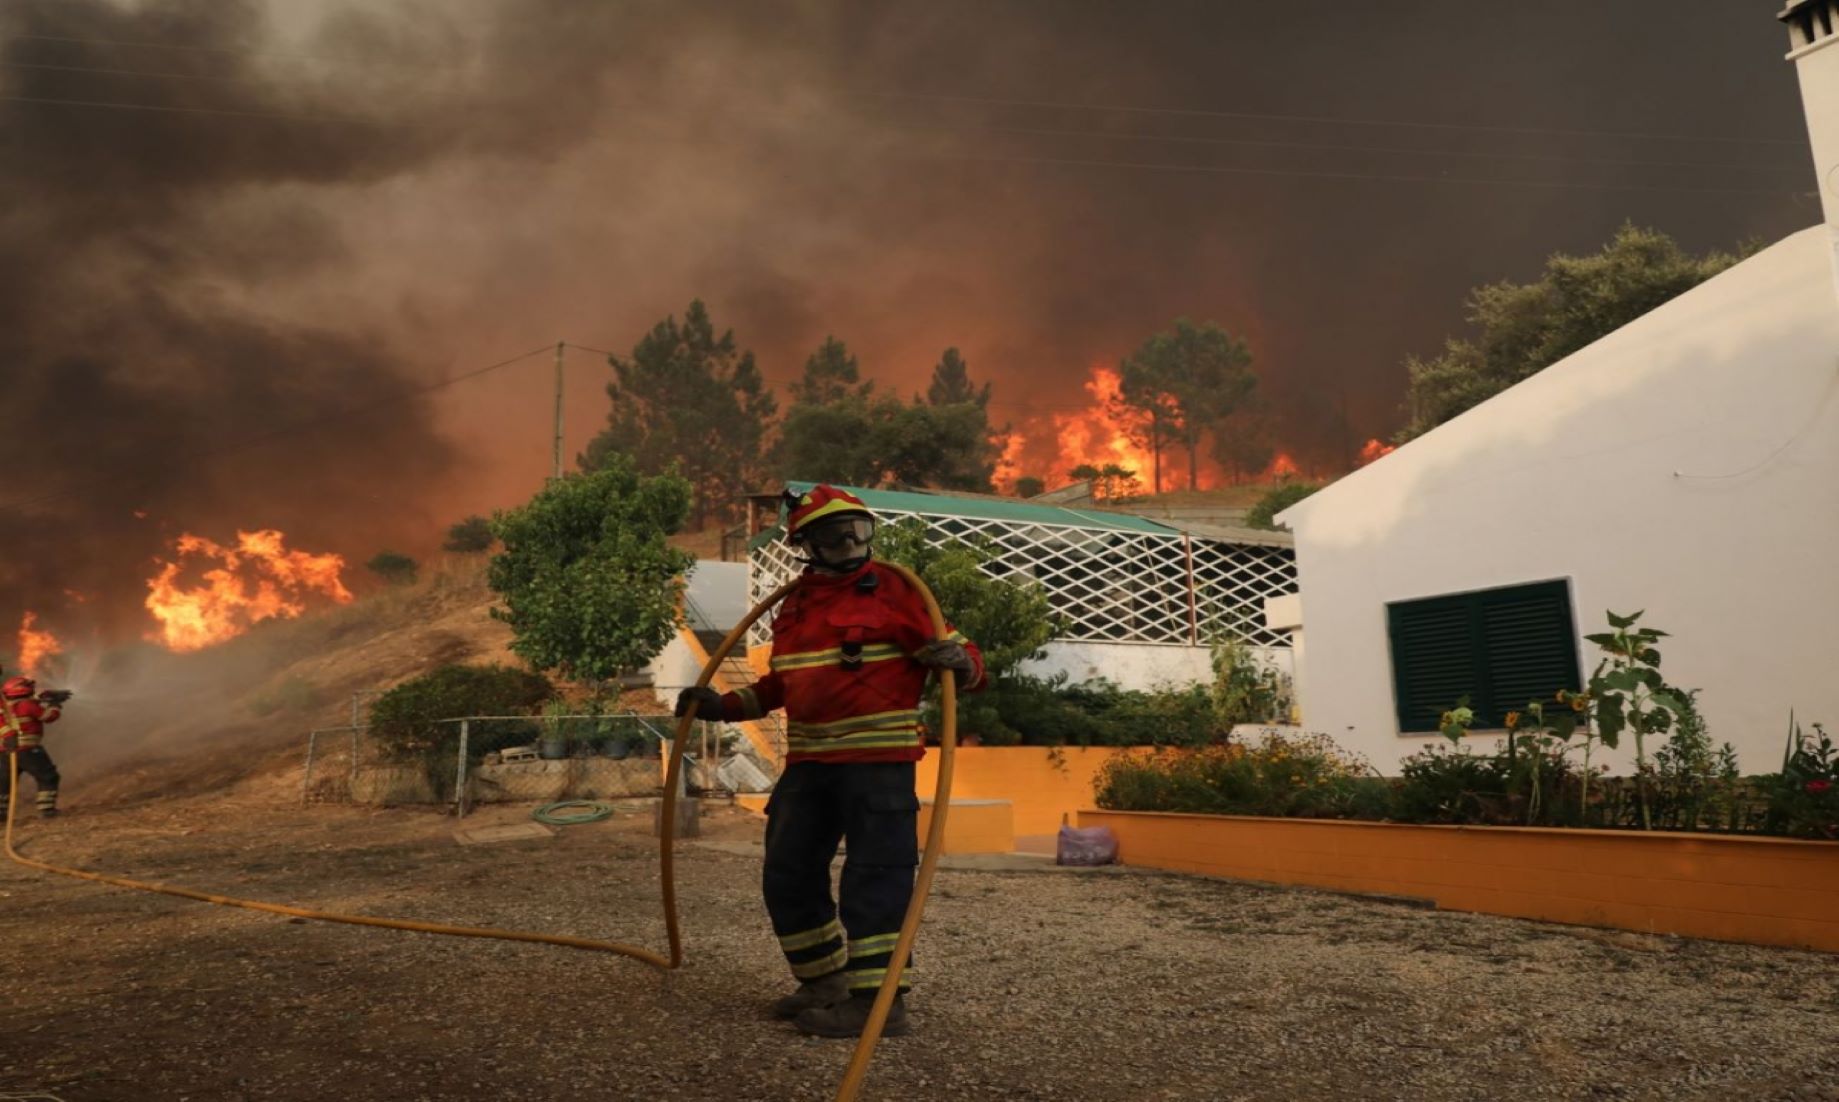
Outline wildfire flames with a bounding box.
[16,611,62,677]
[1053,366,1158,491]
[145,529,354,652]
[1359,438,1396,465]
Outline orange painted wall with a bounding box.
[1079,810,1839,954]
[917,798,1015,854]
[915,747,1124,839]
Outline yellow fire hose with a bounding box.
[2,560,956,1102]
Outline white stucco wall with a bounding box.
[683,560,748,631]
[1022,640,1292,694]
[1280,227,1839,774]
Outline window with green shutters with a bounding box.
[1386,580,1583,733]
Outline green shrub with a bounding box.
[1209,636,1293,727]
[366,550,419,586]
[443,515,494,553]
[369,663,554,762]
[1765,719,1839,840]
[1093,730,1381,818]
[952,676,1217,748]
[1243,482,1320,531]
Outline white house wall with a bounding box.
[1281,228,1839,773]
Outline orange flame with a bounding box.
[1266,452,1300,481]
[993,430,1028,491]
[1053,366,1159,494]
[16,611,62,677]
[145,529,353,652]
[1358,438,1396,465]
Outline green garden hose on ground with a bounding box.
[532,800,615,826]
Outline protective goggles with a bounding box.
[795,514,875,551]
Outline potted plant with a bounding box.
[537,700,572,760]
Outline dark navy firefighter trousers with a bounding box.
[763,761,920,993]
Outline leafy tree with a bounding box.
[442,515,494,553]
[875,518,1060,682]
[366,550,418,586]
[1400,225,1745,439]
[1244,482,1321,531]
[1117,318,1258,492]
[1012,475,1046,499]
[777,340,999,492]
[1210,404,1276,484]
[487,457,695,682]
[580,300,777,528]
[790,336,870,406]
[926,347,990,407]
[1068,463,1101,483]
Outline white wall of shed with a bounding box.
[683,560,748,631]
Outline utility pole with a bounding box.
[552,341,565,481]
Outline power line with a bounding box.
[890,149,1809,199]
[0,92,374,125]
[862,89,1812,148]
[565,342,621,359]
[893,121,1811,174]
[0,344,554,516]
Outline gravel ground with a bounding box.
[4,790,1839,1102]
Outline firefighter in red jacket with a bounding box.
[678,485,984,1039]
[0,674,64,819]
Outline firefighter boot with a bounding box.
[37,788,57,819]
[794,991,910,1038]
[771,971,848,1020]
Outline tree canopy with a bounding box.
[1115,319,1258,493]
[1400,225,1745,440]
[486,457,694,682]
[579,300,776,527]
[777,341,1003,492]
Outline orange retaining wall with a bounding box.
[915,747,1125,841]
[1078,810,1839,953]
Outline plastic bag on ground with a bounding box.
[1056,823,1118,866]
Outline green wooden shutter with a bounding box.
[1388,580,1581,732]
[1388,596,1478,733]
[1477,581,1582,725]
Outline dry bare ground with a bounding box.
[5,769,1839,1102]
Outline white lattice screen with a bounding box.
[747,509,1296,651]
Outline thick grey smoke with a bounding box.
[0,0,1815,655]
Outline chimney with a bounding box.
[1781,0,1839,293]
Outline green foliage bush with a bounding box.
[366,550,419,586]
[488,456,695,681]
[1094,731,1387,819]
[443,515,494,553]
[1243,483,1320,531]
[369,663,554,762]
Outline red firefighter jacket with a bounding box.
[1,697,59,751]
[720,560,985,764]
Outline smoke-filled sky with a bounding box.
[0,0,1817,647]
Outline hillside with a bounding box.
[60,556,660,809]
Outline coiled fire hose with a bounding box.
[2,561,956,1102]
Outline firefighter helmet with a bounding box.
[784,485,876,572]
[3,676,35,700]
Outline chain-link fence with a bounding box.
[303,712,776,816]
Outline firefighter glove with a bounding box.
[913,640,974,674]
[674,686,724,720]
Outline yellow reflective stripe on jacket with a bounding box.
[770,643,904,673]
[786,709,920,737]
[786,729,923,755]
[848,932,901,958]
[778,919,843,952]
[791,947,849,979]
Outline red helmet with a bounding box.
[3,676,35,700]
[784,485,876,570]
[785,485,873,538]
